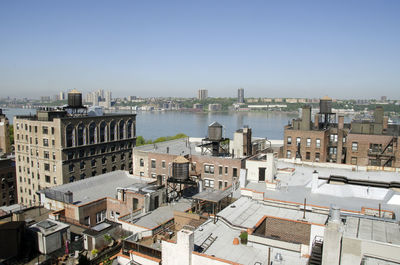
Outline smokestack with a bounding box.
[300,105,311,131]
[338,116,344,130]
[311,170,319,192]
[266,152,276,183]
[374,106,384,124]
[314,113,319,129]
[330,205,341,223]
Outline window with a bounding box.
[329,147,337,155]
[80,161,85,170]
[92,170,97,176]
[79,149,85,158]
[315,152,320,162]
[34,126,37,133]
[151,159,156,169]
[219,166,223,175]
[233,168,238,177]
[225,166,228,174]
[51,127,55,134]
[91,159,96,167]
[102,157,107,165]
[54,177,57,184]
[204,179,214,188]
[43,138,49,147]
[80,173,86,180]
[52,152,56,160]
[162,161,166,168]
[296,137,301,146]
[316,139,321,148]
[101,146,106,153]
[53,165,56,172]
[67,152,74,160]
[306,138,311,147]
[352,142,358,152]
[140,172,144,176]
[90,148,96,155]
[330,134,338,143]
[306,152,311,160]
[44,151,49,159]
[151,173,156,178]
[351,157,357,165]
[42,126,48,134]
[219,181,223,189]
[44,163,50,171]
[45,175,50,183]
[287,136,292,145]
[140,158,144,167]
[69,176,75,183]
[69,164,74,172]
[84,216,90,226]
[96,210,106,224]
[286,150,291,159]
[204,164,214,174]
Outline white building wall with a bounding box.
[130,252,160,265]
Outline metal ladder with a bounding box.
[200,233,218,252]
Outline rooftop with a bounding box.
[41,171,153,206]
[194,218,308,265]
[134,138,201,156]
[244,160,400,219]
[124,199,192,229]
[29,219,69,236]
[343,216,400,245]
[218,196,328,228]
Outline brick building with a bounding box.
[283,97,400,168]
[14,90,136,205]
[0,109,11,154]
[133,138,243,191]
[0,156,17,206]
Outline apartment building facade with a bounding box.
[283,98,400,168]
[133,138,243,190]
[14,108,136,205]
[0,157,17,206]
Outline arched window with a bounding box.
[89,122,97,144]
[110,121,116,141]
[77,123,86,145]
[119,120,125,139]
[65,124,75,147]
[127,120,133,138]
[99,122,107,142]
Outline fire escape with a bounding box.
[368,137,397,167]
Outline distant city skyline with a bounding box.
[1,1,400,99]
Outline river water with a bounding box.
[3,108,297,140]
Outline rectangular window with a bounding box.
[219,166,223,175]
[52,152,56,160]
[330,134,338,142]
[351,157,357,165]
[225,166,228,174]
[44,151,49,159]
[296,137,301,146]
[51,127,55,134]
[204,164,214,174]
[151,159,156,169]
[84,216,90,226]
[162,161,166,168]
[286,150,291,159]
[44,163,50,171]
[306,152,311,160]
[96,210,106,223]
[306,138,311,147]
[352,142,358,152]
[42,126,48,134]
[233,168,238,177]
[45,175,50,183]
[69,164,74,172]
[43,138,49,147]
[219,181,223,189]
[287,136,292,145]
[316,139,321,148]
[315,152,320,162]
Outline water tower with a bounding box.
[200,122,230,156]
[166,156,197,202]
[318,96,336,129]
[65,89,87,115]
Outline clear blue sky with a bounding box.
[1,0,399,99]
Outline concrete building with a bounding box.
[0,156,17,206]
[237,88,244,103]
[283,97,400,168]
[29,219,70,255]
[14,90,136,205]
[0,109,11,154]
[197,89,208,101]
